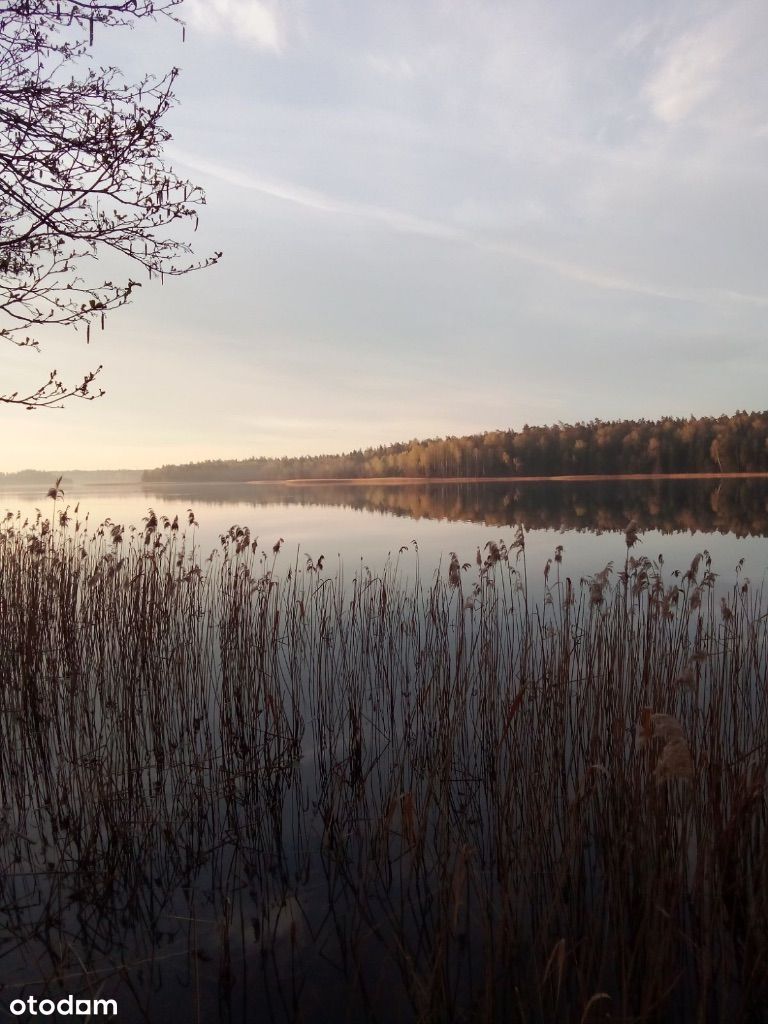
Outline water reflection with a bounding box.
[140,477,768,537]
[1,518,766,1023]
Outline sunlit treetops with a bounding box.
[143,411,768,482]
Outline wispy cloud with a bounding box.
[171,149,768,309]
[185,0,282,52]
[644,17,738,124]
[170,150,458,241]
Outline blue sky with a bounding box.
[3,0,767,470]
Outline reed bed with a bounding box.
[0,506,766,1023]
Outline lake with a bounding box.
[1,475,767,1023]
[3,476,768,590]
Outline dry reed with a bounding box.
[0,506,765,1022]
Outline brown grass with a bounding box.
[0,508,765,1022]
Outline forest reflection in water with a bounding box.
[1,479,767,1022]
[143,476,768,538]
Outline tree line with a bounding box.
[142,410,768,482]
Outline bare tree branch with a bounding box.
[0,0,221,408]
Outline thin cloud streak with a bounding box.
[172,149,768,310]
[171,150,458,241]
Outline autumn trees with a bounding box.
[143,411,768,482]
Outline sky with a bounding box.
[2,0,768,470]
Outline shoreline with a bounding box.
[5,471,767,486]
[237,472,768,486]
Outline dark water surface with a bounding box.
[1,478,767,1023]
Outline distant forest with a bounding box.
[143,410,768,482]
[0,469,143,485]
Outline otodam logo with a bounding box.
[10,996,117,1016]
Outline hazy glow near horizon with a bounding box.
[2,0,767,471]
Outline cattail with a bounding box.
[685,552,703,583]
[448,552,461,588]
[624,519,640,549]
[484,540,501,565]
[654,737,694,783]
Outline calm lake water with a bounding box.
[3,476,768,590]
[2,476,768,1023]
